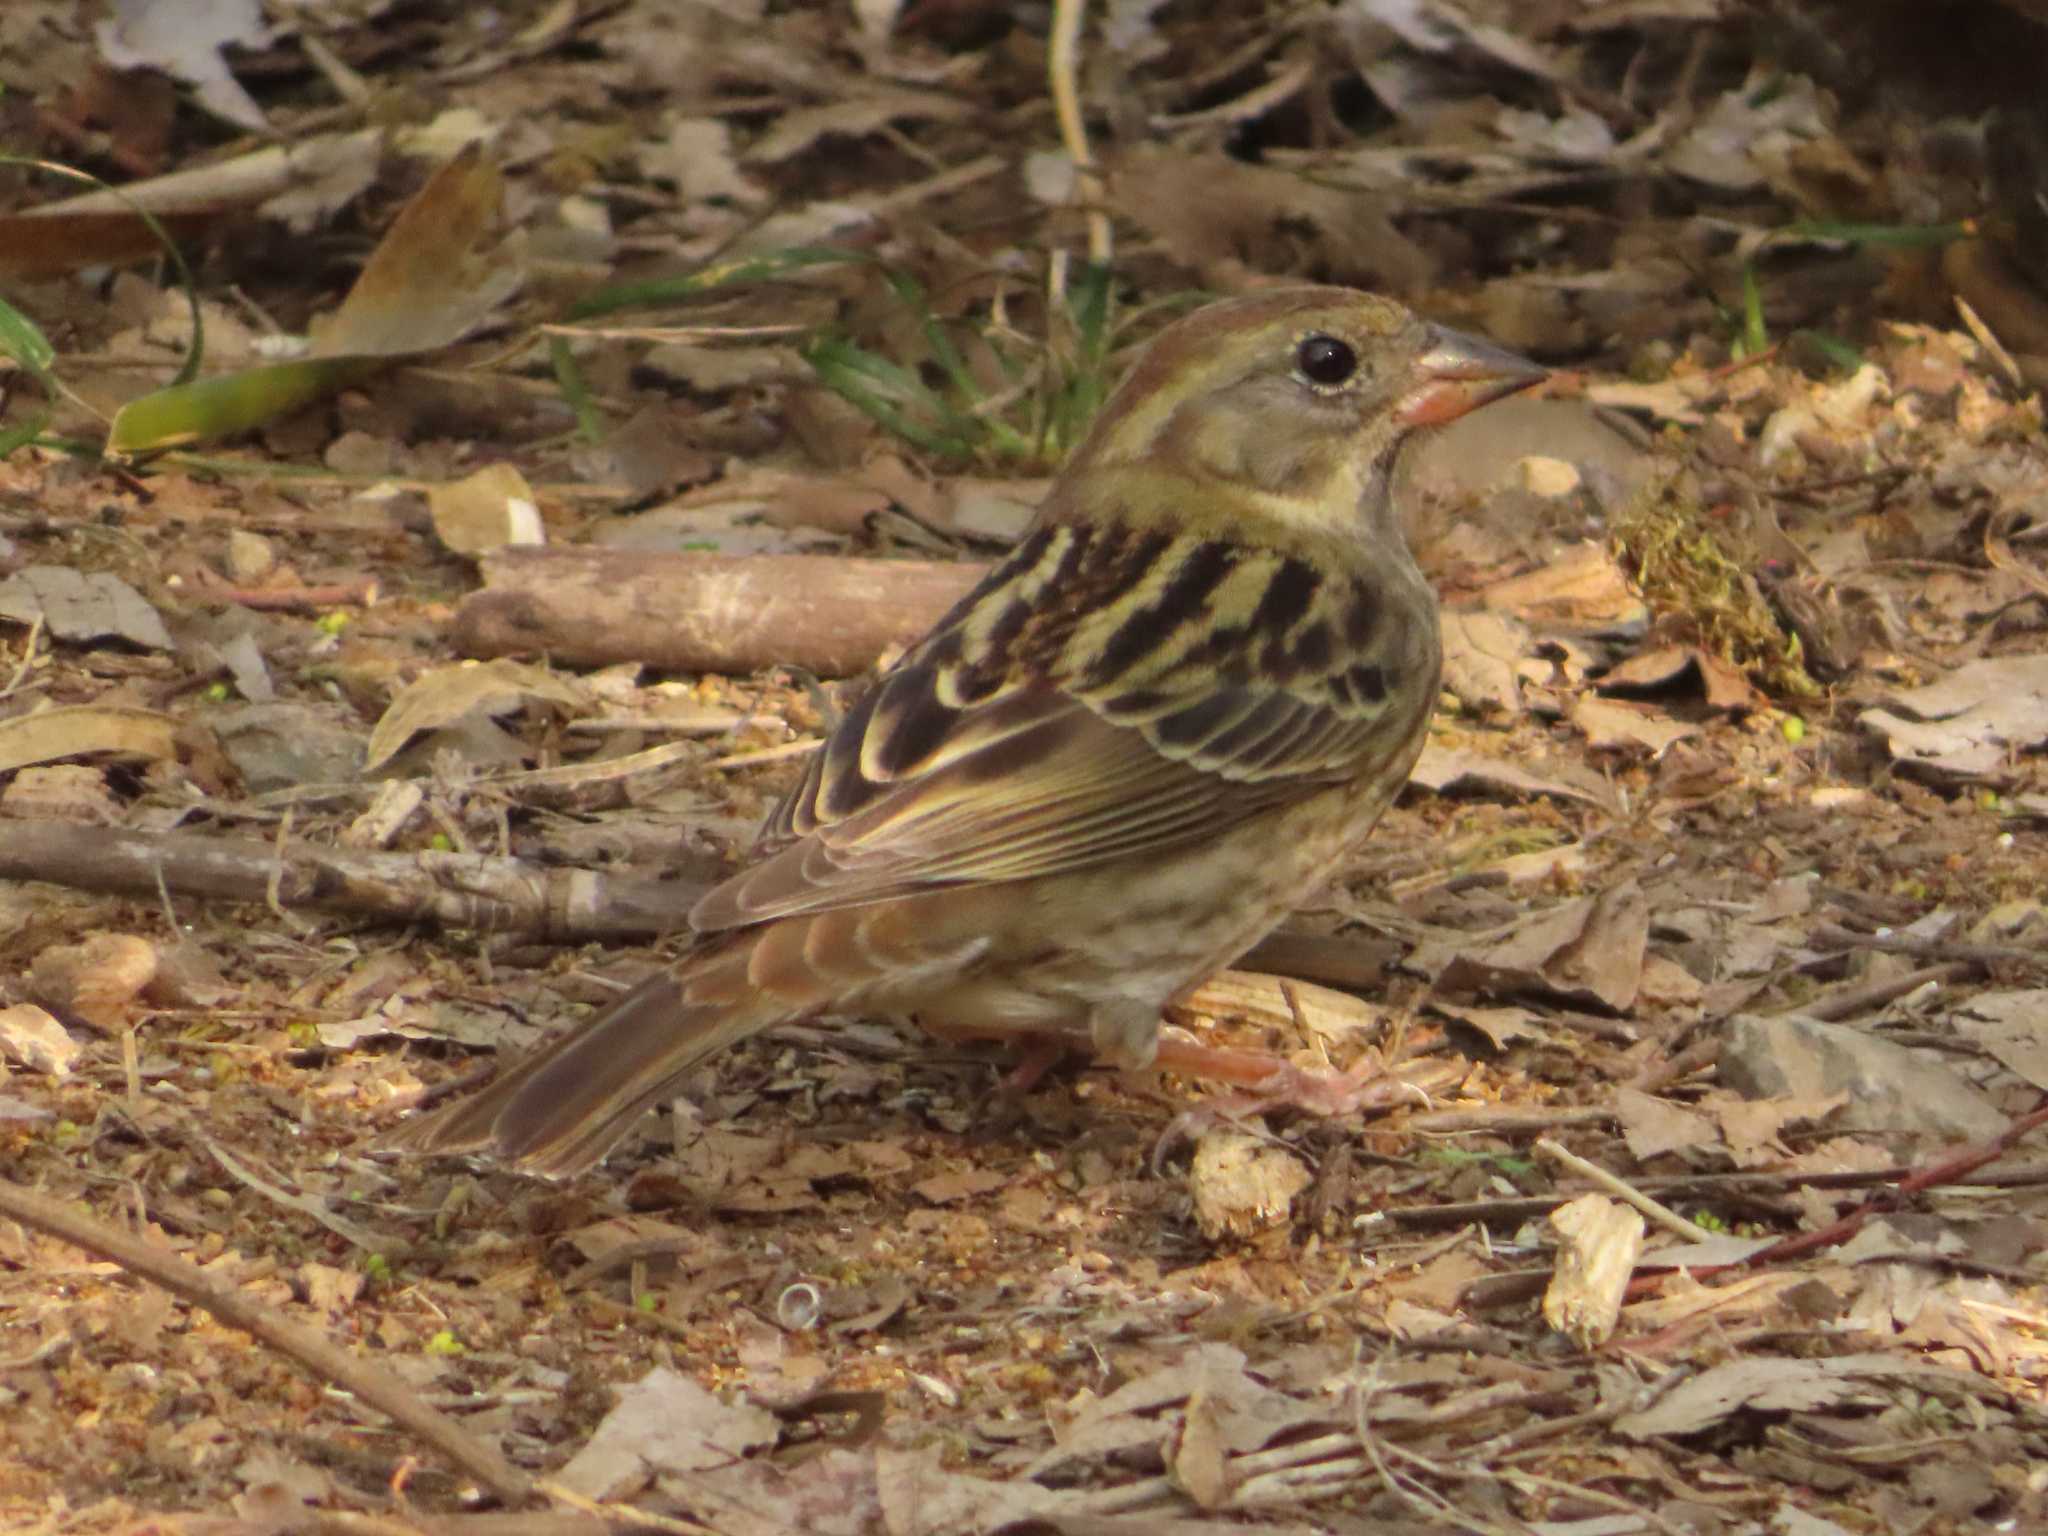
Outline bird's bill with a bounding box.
[1393,326,1547,427]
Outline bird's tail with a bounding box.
[383,914,876,1178]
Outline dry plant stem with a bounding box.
[0,821,700,940]
[1954,293,2027,390]
[536,1482,720,1536]
[1628,1035,1719,1094]
[453,547,985,677]
[0,1177,534,1507]
[1535,1136,1703,1243]
[1407,1104,1613,1135]
[1388,1160,2048,1231]
[1047,0,1111,265]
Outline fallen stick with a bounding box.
[0,821,1384,991]
[453,546,986,676]
[0,821,699,941]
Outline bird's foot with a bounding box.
[996,1034,1073,1095]
[1145,1031,1458,1168]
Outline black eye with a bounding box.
[1296,334,1357,387]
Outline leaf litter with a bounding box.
[2,1,2048,1532]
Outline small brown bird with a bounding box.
[389,288,1542,1177]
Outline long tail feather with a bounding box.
[383,898,996,1177]
[384,932,799,1178]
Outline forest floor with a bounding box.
[3,2,2048,1533]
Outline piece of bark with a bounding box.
[453,547,988,677]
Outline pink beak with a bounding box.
[1395,326,1547,427]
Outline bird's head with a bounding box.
[1057,287,1544,558]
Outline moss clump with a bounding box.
[1607,469,1822,699]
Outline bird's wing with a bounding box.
[692,520,1431,931]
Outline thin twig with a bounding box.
[203,578,382,611]
[1627,1093,2048,1293]
[1785,960,1978,1022]
[1535,1137,1704,1244]
[1811,921,2048,971]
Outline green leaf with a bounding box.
[1789,328,1865,372]
[0,295,55,380]
[803,335,976,458]
[0,408,49,458]
[108,356,381,455]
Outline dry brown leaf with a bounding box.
[28,932,159,1029]
[363,658,588,772]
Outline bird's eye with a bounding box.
[1296,334,1358,387]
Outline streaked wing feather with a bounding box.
[692,524,1413,932]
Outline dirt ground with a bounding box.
[3,2,2048,1533]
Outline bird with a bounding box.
[387,287,1544,1178]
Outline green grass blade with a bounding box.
[0,155,204,384]
[548,334,605,443]
[564,246,869,322]
[1739,264,1768,358]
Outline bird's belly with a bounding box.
[892,776,1399,1040]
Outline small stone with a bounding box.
[324,430,394,478]
[429,462,545,555]
[1514,455,1581,498]
[225,530,276,583]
